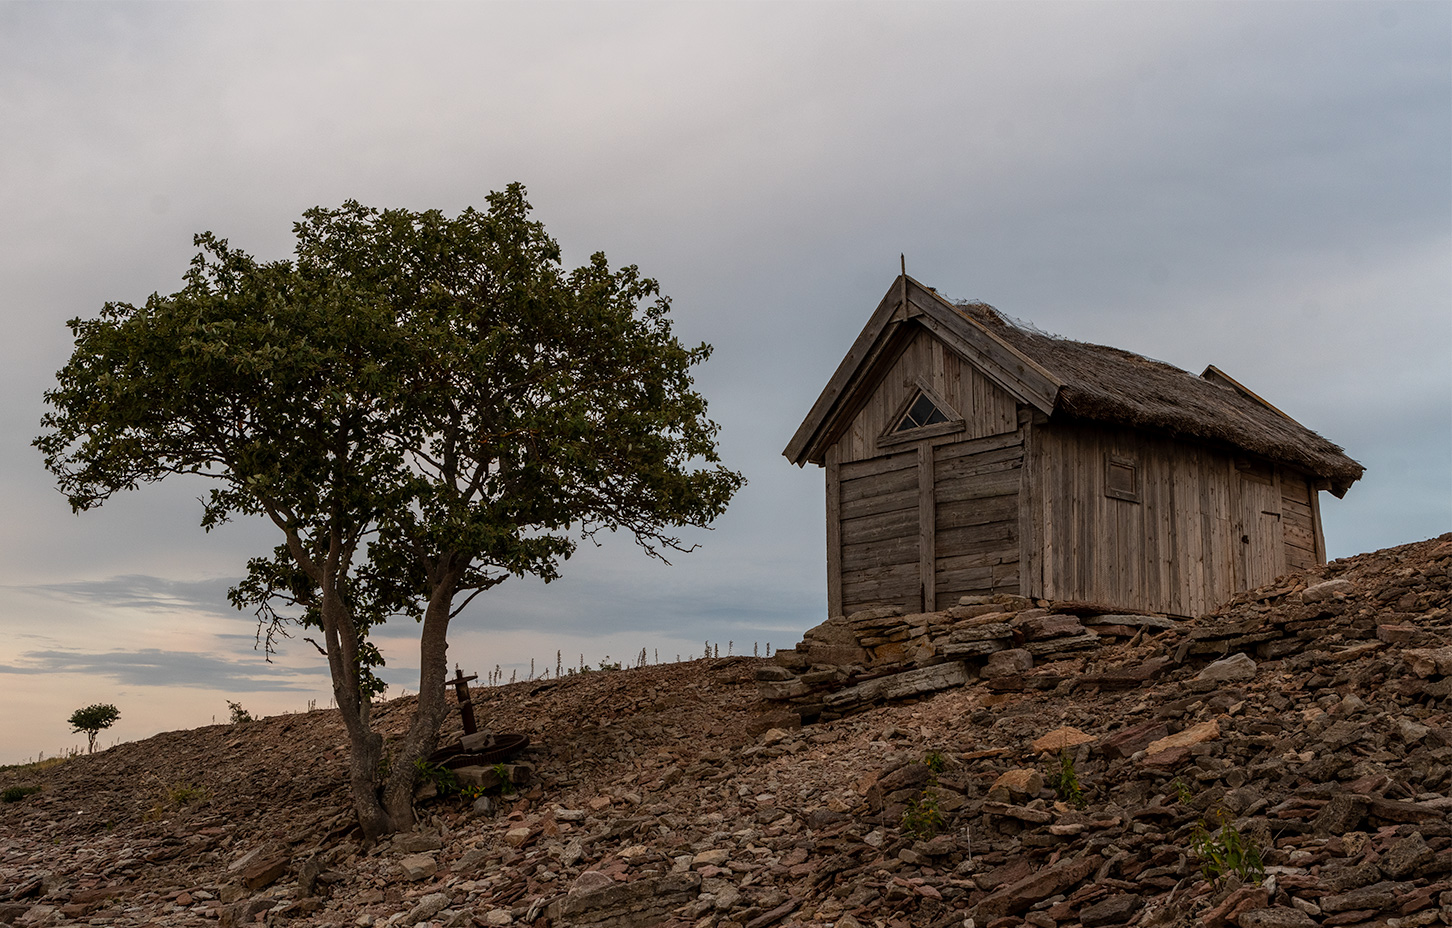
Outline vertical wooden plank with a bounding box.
[1196,450,1216,615]
[918,442,936,612]
[930,337,944,396]
[826,444,843,618]
[1155,441,1179,615]
[1177,450,1200,616]
[1310,485,1327,565]
[1019,417,1041,600]
[1270,466,1287,580]
[1228,457,1245,593]
[1063,427,1079,599]
[1078,429,1093,603]
[1160,441,1181,615]
[948,351,963,423]
[1039,426,1057,601]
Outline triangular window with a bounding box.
[895,392,950,432]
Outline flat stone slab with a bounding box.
[397,854,437,881]
[823,662,970,707]
[1032,726,1096,754]
[1145,719,1220,756]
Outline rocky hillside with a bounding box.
[1,535,1449,928]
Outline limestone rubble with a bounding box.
[1,534,1449,928]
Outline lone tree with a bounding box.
[37,185,743,836]
[68,703,120,754]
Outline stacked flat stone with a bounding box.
[761,595,1179,721]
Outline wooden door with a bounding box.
[1235,463,1285,591]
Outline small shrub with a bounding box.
[227,701,253,724]
[924,751,948,775]
[1192,811,1265,886]
[1048,750,1086,808]
[901,754,949,838]
[902,789,944,838]
[2,785,42,803]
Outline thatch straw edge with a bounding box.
[954,303,1364,493]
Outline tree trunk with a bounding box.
[381,576,457,830]
[316,577,396,839]
[348,727,392,839]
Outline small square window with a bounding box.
[1105,455,1140,503]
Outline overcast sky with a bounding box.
[1,2,1447,764]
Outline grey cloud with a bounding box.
[13,575,244,621]
[0,647,328,692]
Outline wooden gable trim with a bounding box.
[906,281,1061,414]
[784,274,1063,467]
[784,280,906,466]
[1201,364,1298,424]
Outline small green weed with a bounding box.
[900,753,950,838]
[461,783,488,802]
[2,785,42,803]
[1170,778,1194,806]
[902,789,944,838]
[414,758,460,798]
[491,762,517,797]
[1191,811,1264,886]
[145,782,207,820]
[1048,750,1086,808]
[227,701,253,724]
[168,783,207,804]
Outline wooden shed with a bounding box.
[784,275,1364,619]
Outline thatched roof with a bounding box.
[954,301,1364,496]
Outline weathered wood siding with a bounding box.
[933,432,1022,604]
[1032,422,1325,616]
[1034,422,1237,617]
[834,327,1017,465]
[826,324,1025,617]
[838,450,920,612]
[1278,470,1319,572]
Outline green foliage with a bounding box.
[146,782,207,820]
[168,783,207,804]
[1048,750,1086,808]
[491,762,517,797]
[1191,811,1265,886]
[414,758,459,798]
[36,184,743,836]
[2,786,42,803]
[901,754,950,838]
[68,703,120,753]
[902,789,944,838]
[1170,778,1195,806]
[227,701,253,724]
[923,751,948,775]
